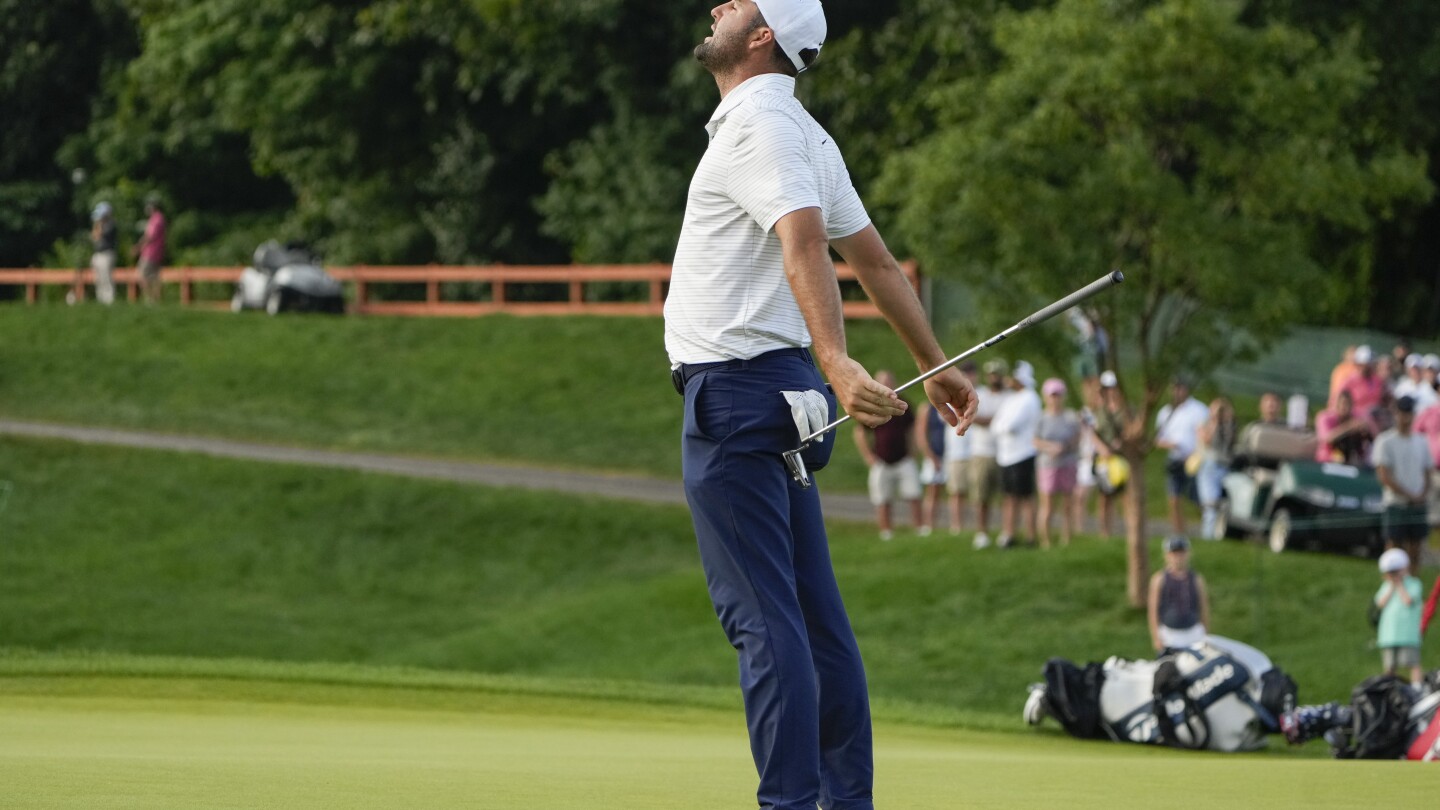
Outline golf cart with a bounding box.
[231,240,345,315]
[1217,422,1384,555]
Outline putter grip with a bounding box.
[1015,271,1123,331]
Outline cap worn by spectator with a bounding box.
[1042,378,1067,397]
[1014,360,1036,389]
[1099,370,1119,388]
[1425,354,1440,372]
[1379,547,1410,574]
[1173,372,1194,389]
[1396,395,1417,414]
[959,359,978,374]
[753,0,826,73]
[983,359,1009,376]
[1354,345,1374,365]
[91,202,112,221]
[1164,535,1191,553]
[1405,353,1423,370]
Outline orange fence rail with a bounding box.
[0,261,918,319]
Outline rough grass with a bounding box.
[0,435,1403,730]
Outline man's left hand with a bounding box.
[923,369,977,435]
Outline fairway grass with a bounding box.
[0,659,1428,810]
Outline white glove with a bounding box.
[782,390,829,444]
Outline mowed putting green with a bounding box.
[0,671,1429,810]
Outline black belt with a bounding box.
[670,347,814,396]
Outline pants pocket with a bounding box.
[799,384,838,471]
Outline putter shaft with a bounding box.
[795,270,1124,451]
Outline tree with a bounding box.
[881,0,1431,605]
[0,0,135,267]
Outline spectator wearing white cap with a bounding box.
[1374,547,1423,686]
[1338,344,1386,419]
[992,360,1042,547]
[89,202,118,305]
[1393,354,1438,412]
[1084,370,1131,538]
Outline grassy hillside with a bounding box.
[0,307,933,481]
[0,305,1085,494]
[0,435,1400,727]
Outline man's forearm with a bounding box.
[851,257,947,372]
[783,239,849,374]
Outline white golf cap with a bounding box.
[1405,353,1423,369]
[91,201,112,221]
[1099,370,1119,388]
[1425,353,1440,371]
[1353,345,1373,364]
[754,0,826,73]
[1014,360,1036,389]
[1379,547,1409,573]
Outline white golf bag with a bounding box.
[1027,636,1296,753]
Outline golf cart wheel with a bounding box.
[1267,508,1293,554]
[265,288,288,316]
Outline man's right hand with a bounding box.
[828,357,907,428]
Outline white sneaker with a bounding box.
[879,529,894,542]
[972,531,991,549]
[997,534,1014,549]
[917,525,933,537]
[1024,684,1049,726]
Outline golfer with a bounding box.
[665,2,976,808]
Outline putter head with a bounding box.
[783,447,812,488]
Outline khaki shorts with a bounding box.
[969,456,1001,503]
[1382,646,1421,671]
[945,459,969,496]
[138,258,162,282]
[868,459,921,506]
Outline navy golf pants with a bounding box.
[680,349,874,810]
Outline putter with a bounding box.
[783,270,1125,487]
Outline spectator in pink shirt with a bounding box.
[131,195,167,304]
[1316,390,1372,465]
[1338,345,1386,419]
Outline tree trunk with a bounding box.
[1124,448,1149,607]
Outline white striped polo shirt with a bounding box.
[664,73,871,366]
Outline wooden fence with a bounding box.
[0,261,918,319]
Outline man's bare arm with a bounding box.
[831,224,977,433]
[773,208,904,428]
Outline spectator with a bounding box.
[1394,354,1438,413]
[1424,354,1440,397]
[1256,391,1285,426]
[992,360,1041,549]
[1374,548,1424,686]
[1391,340,1412,383]
[1034,378,1081,549]
[941,360,980,535]
[1072,400,1098,536]
[132,194,167,304]
[1155,374,1210,537]
[1425,575,1440,636]
[1195,397,1237,541]
[1147,535,1211,653]
[853,370,923,541]
[1372,395,1432,575]
[1375,355,1398,394]
[89,202,118,305]
[1329,345,1361,404]
[1315,390,1372,465]
[1414,392,1440,553]
[1087,370,1131,539]
[967,359,1011,548]
[913,396,949,538]
[1338,345,1386,418]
